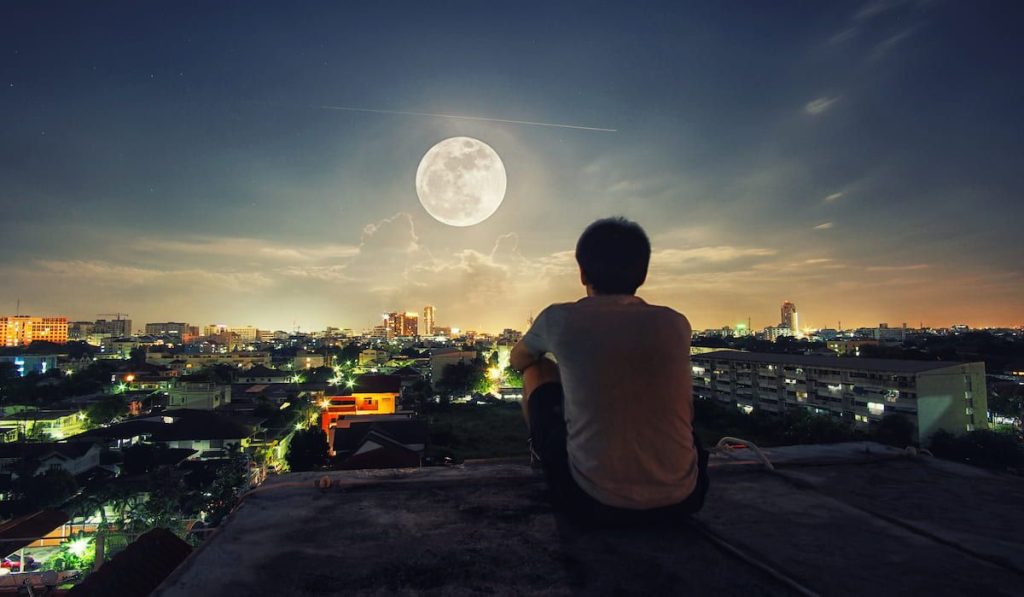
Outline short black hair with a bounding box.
[575,217,651,295]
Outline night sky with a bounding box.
[2,1,1022,332]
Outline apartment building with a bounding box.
[692,351,987,444]
[0,316,69,346]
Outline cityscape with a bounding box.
[2,1,1023,595]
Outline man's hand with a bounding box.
[509,338,539,372]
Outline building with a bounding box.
[145,322,191,339]
[827,339,880,356]
[780,302,798,335]
[167,380,232,410]
[385,312,419,338]
[0,316,69,347]
[146,351,271,371]
[422,305,435,337]
[67,321,94,341]
[0,410,86,441]
[229,326,259,344]
[692,351,987,443]
[331,418,428,469]
[237,365,290,384]
[0,355,59,377]
[0,442,103,479]
[358,349,389,367]
[67,409,257,459]
[319,375,401,436]
[430,348,477,378]
[858,323,908,343]
[292,350,326,370]
[93,317,133,338]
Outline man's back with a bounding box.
[523,294,696,509]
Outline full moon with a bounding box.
[415,136,507,227]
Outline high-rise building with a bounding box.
[423,305,435,337]
[68,321,94,341]
[145,322,190,338]
[385,312,419,338]
[780,301,798,334]
[203,324,227,337]
[0,316,69,346]
[94,318,133,338]
[229,326,259,344]
[692,351,987,443]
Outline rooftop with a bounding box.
[694,350,976,373]
[154,442,1024,596]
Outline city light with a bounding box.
[67,536,92,558]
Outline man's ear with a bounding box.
[579,268,589,287]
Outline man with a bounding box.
[510,217,708,525]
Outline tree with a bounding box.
[929,429,1024,470]
[286,426,328,471]
[129,347,147,367]
[86,395,128,427]
[436,362,485,399]
[20,468,78,510]
[875,414,916,447]
[502,365,523,389]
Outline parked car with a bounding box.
[2,555,39,572]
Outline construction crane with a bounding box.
[97,312,130,320]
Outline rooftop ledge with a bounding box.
[154,442,1024,596]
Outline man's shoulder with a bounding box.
[647,303,690,324]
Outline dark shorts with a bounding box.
[528,382,709,527]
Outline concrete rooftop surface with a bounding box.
[154,442,1024,596]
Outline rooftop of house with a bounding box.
[693,350,977,374]
[152,442,1024,596]
[0,410,79,422]
[67,409,255,443]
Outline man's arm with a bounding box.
[509,338,540,372]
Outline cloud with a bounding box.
[652,246,777,265]
[805,97,840,115]
[30,260,274,291]
[824,192,844,203]
[871,27,918,60]
[814,222,834,230]
[135,237,359,262]
[865,263,929,272]
[804,258,833,264]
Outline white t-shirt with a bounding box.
[523,295,697,509]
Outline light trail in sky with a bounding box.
[319,104,617,132]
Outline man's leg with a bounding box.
[521,357,561,431]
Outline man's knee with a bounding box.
[524,357,560,392]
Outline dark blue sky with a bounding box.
[2,1,1021,331]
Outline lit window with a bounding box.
[867,402,885,416]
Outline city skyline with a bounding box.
[2,2,1023,331]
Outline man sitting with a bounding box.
[510,217,708,525]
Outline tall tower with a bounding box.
[780,301,799,334]
[423,305,434,337]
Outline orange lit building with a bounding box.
[319,375,401,436]
[384,312,418,338]
[0,316,69,347]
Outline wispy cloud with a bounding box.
[866,263,930,272]
[805,96,840,115]
[871,27,918,59]
[824,192,844,203]
[814,222,835,230]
